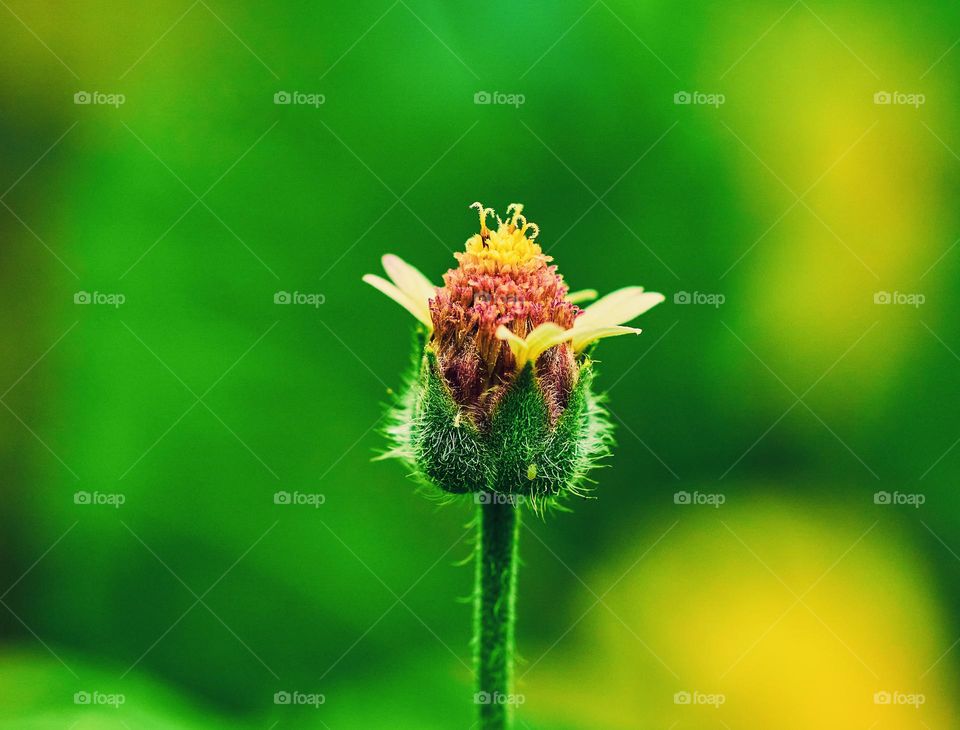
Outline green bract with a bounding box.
[382,330,614,512]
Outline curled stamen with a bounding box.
[523,221,540,239]
[470,201,494,236]
[507,203,524,227]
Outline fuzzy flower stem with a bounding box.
[474,499,521,729]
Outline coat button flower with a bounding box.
[363,203,664,510]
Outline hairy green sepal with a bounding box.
[411,350,488,494]
[384,337,613,509]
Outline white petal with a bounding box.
[363,274,433,329]
[572,325,642,351]
[576,287,664,330]
[382,254,437,307]
[497,323,573,369]
[496,325,529,364]
[525,323,571,361]
[565,289,599,305]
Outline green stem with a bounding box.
[474,498,521,730]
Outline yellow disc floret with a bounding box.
[459,202,547,273]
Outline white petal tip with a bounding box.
[566,289,600,305]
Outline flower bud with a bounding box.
[365,204,664,509]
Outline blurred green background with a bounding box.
[2,1,959,727]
